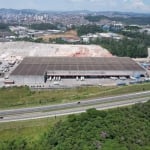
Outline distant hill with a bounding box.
[0,8,38,15]
[0,8,150,16]
[85,15,150,25]
[0,8,149,25]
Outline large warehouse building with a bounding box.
[10,57,146,86]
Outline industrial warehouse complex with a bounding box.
[0,42,149,88]
[10,56,146,87]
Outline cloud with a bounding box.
[123,0,150,12]
[36,0,150,12]
[69,0,85,2]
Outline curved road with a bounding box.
[0,91,150,122]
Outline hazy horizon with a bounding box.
[0,0,150,13]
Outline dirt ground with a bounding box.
[0,41,113,59]
[41,30,79,42]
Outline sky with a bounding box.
[0,0,150,13]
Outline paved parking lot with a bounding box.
[28,77,146,89]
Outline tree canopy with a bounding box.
[1,100,149,149]
[77,25,103,36]
[30,23,58,30]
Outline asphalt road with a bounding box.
[0,91,150,122]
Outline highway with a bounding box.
[0,91,150,123]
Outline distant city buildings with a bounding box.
[0,9,149,43]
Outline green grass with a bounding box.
[0,116,66,143]
[0,101,149,150]
[0,83,150,109]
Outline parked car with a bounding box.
[0,116,4,119]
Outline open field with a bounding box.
[0,116,65,145]
[0,83,150,109]
[41,30,78,41]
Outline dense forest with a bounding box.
[0,101,150,150]
[0,23,9,30]
[108,31,149,57]
[85,15,150,25]
[77,25,103,36]
[30,23,58,30]
[85,15,110,22]
[92,36,148,58]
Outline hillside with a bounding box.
[85,15,150,25]
[0,100,150,150]
[0,42,112,59]
[39,101,150,150]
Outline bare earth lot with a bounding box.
[41,30,78,41]
[0,41,112,60]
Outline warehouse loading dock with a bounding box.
[10,57,146,87]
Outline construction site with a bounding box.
[0,41,112,59]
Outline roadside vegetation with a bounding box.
[0,100,150,150]
[0,83,150,109]
[0,116,66,149]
